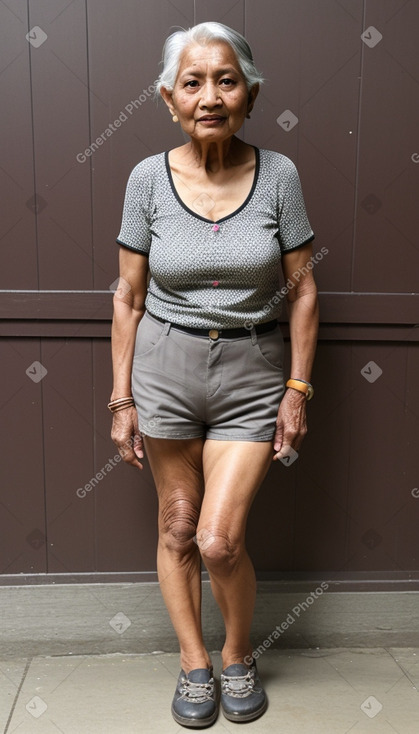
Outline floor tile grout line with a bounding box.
[385,647,419,691]
[3,656,32,734]
[49,656,86,695]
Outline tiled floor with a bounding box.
[1,648,418,733]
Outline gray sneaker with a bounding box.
[171,668,218,728]
[221,659,267,722]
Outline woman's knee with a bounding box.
[159,490,201,553]
[198,529,243,573]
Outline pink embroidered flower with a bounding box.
[212,224,220,232]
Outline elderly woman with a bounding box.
[110,21,318,728]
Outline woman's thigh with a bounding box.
[197,439,273,542]
[144,436,272,540]
[144,437,206,530]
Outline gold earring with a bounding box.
[172,114,179,123]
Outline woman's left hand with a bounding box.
[272,388,307,461]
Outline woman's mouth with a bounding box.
[197,116,226,125]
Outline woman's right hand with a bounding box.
[111,406,144,469]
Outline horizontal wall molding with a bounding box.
[0,292,418,340]
[0,290,112,321]
[1,291,418,323]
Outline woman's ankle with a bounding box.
[221,645,254,670]
[180,652,213,674]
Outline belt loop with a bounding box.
[163,321,171,336]
[250,325,257,345]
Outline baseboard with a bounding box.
[1,570,419,589]
[1,581,418,658]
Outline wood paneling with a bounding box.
[29,0,93,290]
[0,339,46,573]
[353,0,419,292]
[1,0,418,584]
[41,338,96,571]
[0,1,38,289]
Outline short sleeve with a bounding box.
[277,158,314,253]
[116,160,152,254]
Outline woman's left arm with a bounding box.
[273,242,319,461]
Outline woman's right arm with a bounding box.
[110,246,149,469]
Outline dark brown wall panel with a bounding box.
[29,0,93,290]
[41,339,96,572]
[0,340,46,573]
[0,1,39,289]
[353,0,419,292]
[346,342,419,573]
[396,345,419,572]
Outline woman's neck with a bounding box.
[184,135,244,173]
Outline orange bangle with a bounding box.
[286,379,314,401]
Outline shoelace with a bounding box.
[179,677,214,704]
[221,669,256,698]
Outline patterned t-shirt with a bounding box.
[116,147,314,329]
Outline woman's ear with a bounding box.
[160,86,176,116]
[247,83,259,116]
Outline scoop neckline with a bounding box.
[164,146,260,225]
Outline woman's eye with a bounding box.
[184,78,235,88]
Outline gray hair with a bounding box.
[155,22,264,96]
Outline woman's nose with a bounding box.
[199,82,221,107]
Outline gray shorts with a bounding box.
[131,312,285,441]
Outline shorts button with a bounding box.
[209,329,219,340]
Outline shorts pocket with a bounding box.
[254,327,284,370]
[134,314,166,358]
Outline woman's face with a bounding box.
[163,40,258,143]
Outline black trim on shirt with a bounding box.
[281,234,315,254]
[116,238,149,255]
[164,146,260,225]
